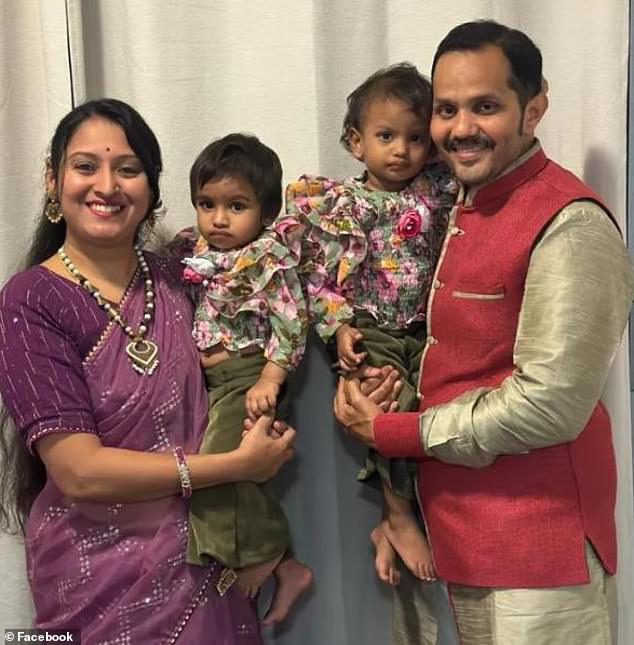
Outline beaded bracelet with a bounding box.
[173,446,192,499]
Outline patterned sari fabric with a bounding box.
[0,255,262,644]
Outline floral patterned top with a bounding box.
[177,216,308,372]
[286,163,456,340]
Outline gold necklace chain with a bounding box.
[58,246,160,375]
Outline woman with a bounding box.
[0,98,295,643]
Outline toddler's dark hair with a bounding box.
[190,133,282,222]
[340,62,432,152]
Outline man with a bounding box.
[335,20,634,645]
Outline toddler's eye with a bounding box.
[196,199,214,210]
[378,132,393,142]
[231,202,247,212]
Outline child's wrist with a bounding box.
[335,322,352,339]
[257,374,285,387]
[261,361,289,385]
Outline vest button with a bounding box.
[450,226,462,236]
[433,279,442,290]
[427,335,437,345]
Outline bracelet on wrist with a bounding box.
[173,446,192,499]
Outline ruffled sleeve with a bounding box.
[412,161,458,248]
[285,175,367,341]
[182,220,308,372]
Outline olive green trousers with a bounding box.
[187,352,290,568]
[353,315,425,500]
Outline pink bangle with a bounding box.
[173,446,192,498]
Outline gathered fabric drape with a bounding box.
[0,2,630,643]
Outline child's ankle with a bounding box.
[386,504,417,529]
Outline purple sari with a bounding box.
[0,255,262,644]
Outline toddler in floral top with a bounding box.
[181,134,312,625]
[287,64,456,585]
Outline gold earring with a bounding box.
[143,211,156,230]
[45,197,63,224]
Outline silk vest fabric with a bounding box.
[419,148,617,587]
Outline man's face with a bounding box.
[431,45,539,188]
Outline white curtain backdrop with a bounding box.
[0,1,631,644]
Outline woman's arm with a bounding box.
[37,413,295,503]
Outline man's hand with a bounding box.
[335,324,367,371]
[349,364,402,411]
[334,377,383,447]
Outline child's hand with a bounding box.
[335,324,367,372]
[246,378,280,421]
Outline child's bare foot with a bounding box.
[384,513,436,581]
[237,556,282,598]
[370,521,400,585]
[262,558,313,626]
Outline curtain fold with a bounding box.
[0,0,76,632]
[0,2,630,644]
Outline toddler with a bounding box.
[286,63,455,584]
[181,133,312,624]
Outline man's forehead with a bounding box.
[433,46,510,76]
[432,46,513,95]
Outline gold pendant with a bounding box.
[126,339,159,375]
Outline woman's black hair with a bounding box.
[0,98,162,533]
[27,98,163,267]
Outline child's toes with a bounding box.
[375,560,391,583]
[421,563,436,581]
[389,567,401,586]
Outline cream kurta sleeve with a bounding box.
[420,201,634,468]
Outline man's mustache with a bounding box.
[443,135,494,152]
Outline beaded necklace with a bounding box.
[58,246,159,375]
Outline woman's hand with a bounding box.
[237,413,295,482]
[334,377,383,447]
[243,417,288,439]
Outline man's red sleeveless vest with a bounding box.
[419,148,617,587]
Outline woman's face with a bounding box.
[49,116,152,253]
